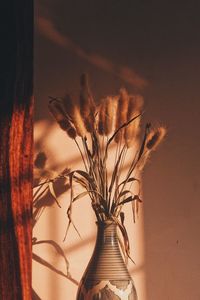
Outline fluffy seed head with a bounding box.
[61,94,75,119]
[146,127,167,151]
[72,106,87,137]
[48,100,65,123]
[115,88,129,143]
[48,99,77,139]
[80,73,96,132]
[66,127,77,139]
[125,115,141,148]
[124,95,143,147]
[62,94,87,137]
[98,100,106,135]
[104,96,115,135]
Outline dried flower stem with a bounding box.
[48,76,166,263]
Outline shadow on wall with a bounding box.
[36,15,147,90]
[33,115,146,300]
[33,151,79,300]
[34,1,200,298]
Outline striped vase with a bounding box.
[76,220,138,300]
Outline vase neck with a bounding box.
[84,220,131,281]
[96,221,118,246]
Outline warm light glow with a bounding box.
[33,121,146,300]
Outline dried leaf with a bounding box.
[117,177,140,190]
[109,146,125,193]
[72,191,88,202]
[73,175,88,189]
[132,197,141,223]
[115,217,135,264]
[138,122,151,160]
[120,211,125,224]
[64,173,82,241]
[48,182,61,208]
[118,190,132,198]
[71,170,92,184]
[118,195,142,206]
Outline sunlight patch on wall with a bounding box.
[33,121,146,300]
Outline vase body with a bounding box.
[76,221,138,300]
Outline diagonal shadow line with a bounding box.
[36,16,147,89]
[33,239,70,274]
[63,234,144,275]
[64,235,145,274]
[32,253,79,286]
[65,235,144,275]
[32,288,42,300]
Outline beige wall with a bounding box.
[33,123,146,299]
[34,2,200,299]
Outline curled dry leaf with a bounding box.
[146,126,167,151]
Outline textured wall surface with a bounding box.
[34,1,200,299]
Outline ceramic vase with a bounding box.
[76,220,137,300]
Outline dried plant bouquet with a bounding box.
[48,74,166,262]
